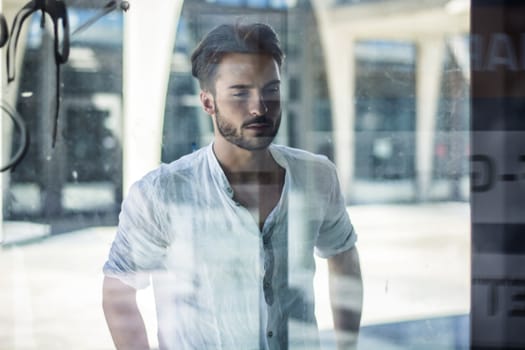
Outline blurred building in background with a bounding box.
[1,0,469,235]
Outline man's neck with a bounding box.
[213,138,285,227]
[212,139,281,184]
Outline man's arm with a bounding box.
[102,276,150,350]
[327,247,363,350]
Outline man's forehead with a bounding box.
[216,53,279,76]
[207,53,280,93]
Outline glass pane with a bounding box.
[1,0,471,349]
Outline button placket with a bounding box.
[262,233,275,306]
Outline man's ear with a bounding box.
[200,90,215,116]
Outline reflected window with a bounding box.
[7,7,123,224]
[355,40,416,181]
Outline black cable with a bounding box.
[70,0,117,37]
[0,14,7,47]
[71,1,130,37]
[6,0,69,148]
[53,56,60,147]
[0,103,29,172]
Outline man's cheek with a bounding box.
[266,99,281,111]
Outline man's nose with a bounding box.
[249,93,268,116]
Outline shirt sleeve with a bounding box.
[314,163,357,259]
[103,178,168,289]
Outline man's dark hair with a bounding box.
[191,22,284,91]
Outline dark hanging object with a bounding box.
[6,0,70,149]
[0,0,129,172]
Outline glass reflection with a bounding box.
[1,1,470,349]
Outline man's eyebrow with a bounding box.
[228,84,252,90]
[227,80,281,90]
[264,80,281,88]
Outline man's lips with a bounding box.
[244,122,272,129]
[243,118,273,129]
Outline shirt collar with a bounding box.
[205,142,288,198]
[206,142,234,197]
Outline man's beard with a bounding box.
[214,103,281,151]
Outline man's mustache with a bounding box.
[242,116,273,127]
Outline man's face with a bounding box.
[202,53,281,151]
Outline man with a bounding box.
[103,22,362,350]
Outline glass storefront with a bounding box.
[0,0,491,349]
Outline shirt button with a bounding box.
[264,282,270,289]
[267,331,273,338]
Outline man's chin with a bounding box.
[234,136,275,151]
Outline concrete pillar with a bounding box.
[321,32,356,200]
[330,37,355,201]
[1,1,30,242]
[1,0,4,243]
[312,2,356,199]
[40,26,63,220]
[415,37,444,201]
[122,0,183,194]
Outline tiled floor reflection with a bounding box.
[320,315,468,349]
[1,202,470,349]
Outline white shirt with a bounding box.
[103,143,357,350]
